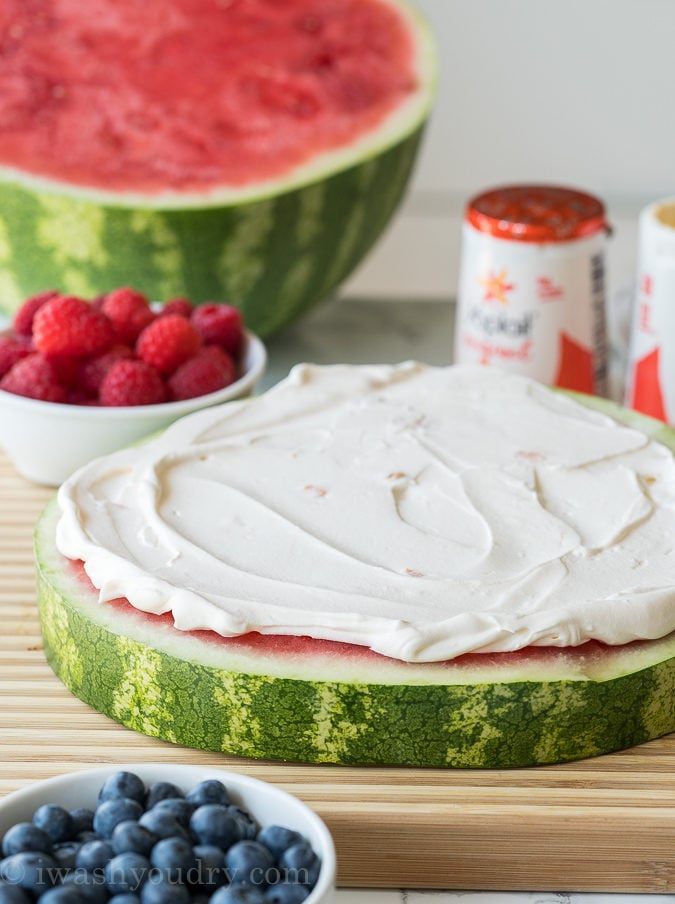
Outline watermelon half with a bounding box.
[0,0,435,337]
[35,396,675,768]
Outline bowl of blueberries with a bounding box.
[0,764,336,904]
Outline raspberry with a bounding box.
[2,289,250,407]
[78,345,134,397]
[67,387,99,406]
[33,295,114,357]
[0,353,67,402]
[0,334,31,378]
[136,315,202,375]
[99,359,166,407]
[12,290,59,336]
[159,297,193,319]
[200,345,237,383]
[191,303,243,356]
[167,351,235,401]
[46,353,79,389]
[101,287,155,344]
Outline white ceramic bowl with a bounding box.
[0,331,266,486]
[0,763,336,904]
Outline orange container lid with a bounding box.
[466,184,608,243]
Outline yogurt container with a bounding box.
[625,198,675,422]
[454,184,610,394]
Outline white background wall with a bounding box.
[342,0,675,304]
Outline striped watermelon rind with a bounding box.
[34,397,675,768]
[0,2,435,337]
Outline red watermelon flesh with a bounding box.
[67,556,656,677]
[0,0,418,193]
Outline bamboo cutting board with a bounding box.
[2,450,675,895]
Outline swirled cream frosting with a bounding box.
[56,363,675,663]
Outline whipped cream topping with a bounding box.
[56,363,675,663]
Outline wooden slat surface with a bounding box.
[1,450,675,894]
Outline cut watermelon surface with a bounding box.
[35,395,675,768]
[0,0,419,193]
[0,0,435,335]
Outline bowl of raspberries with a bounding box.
[0,763,336,904]
[0,288,267,485]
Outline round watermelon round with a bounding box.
[34,395,675,768]
[0,0,435,336]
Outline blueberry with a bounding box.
[70,809,95,836]
[2,822,53,856]
[98,772,146,805]
[185,780,230,808]
[144,782,184,810]
[256,827,304,861]
[105,852,151,895]
[60,871,109,904]
[264,885,310,904]
[38,887,87,904]
[228,806,257,841]
[93,799,144,838]
[192,845,227,891]
[189,805,240,849]
[139,876,190,904]
[149,837,196,884]
[0,851,58,895]
[111,821,156,858]
[76,832,99,845]
[150,799,195,828]
[0,880,31,904]
[33,804,75,844]
[108,896,141,904]
[75,840,114,875]
[138,810,188,842]
[278,844,320,889]
[225,841,275,887]
[210,886,266,904]
[53,841,81,870]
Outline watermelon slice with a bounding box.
[0,0,435,335]
[35,394,675,769]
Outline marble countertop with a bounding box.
[261,296,455,391]
[263,297,669,904]
[335,893,671,904]
[261,293,630,400]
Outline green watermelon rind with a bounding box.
[0,1,436,336]
[34,397,675,768]
[0,130,424,337]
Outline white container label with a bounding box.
[454,223,607,394]
[625,199,675,423]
